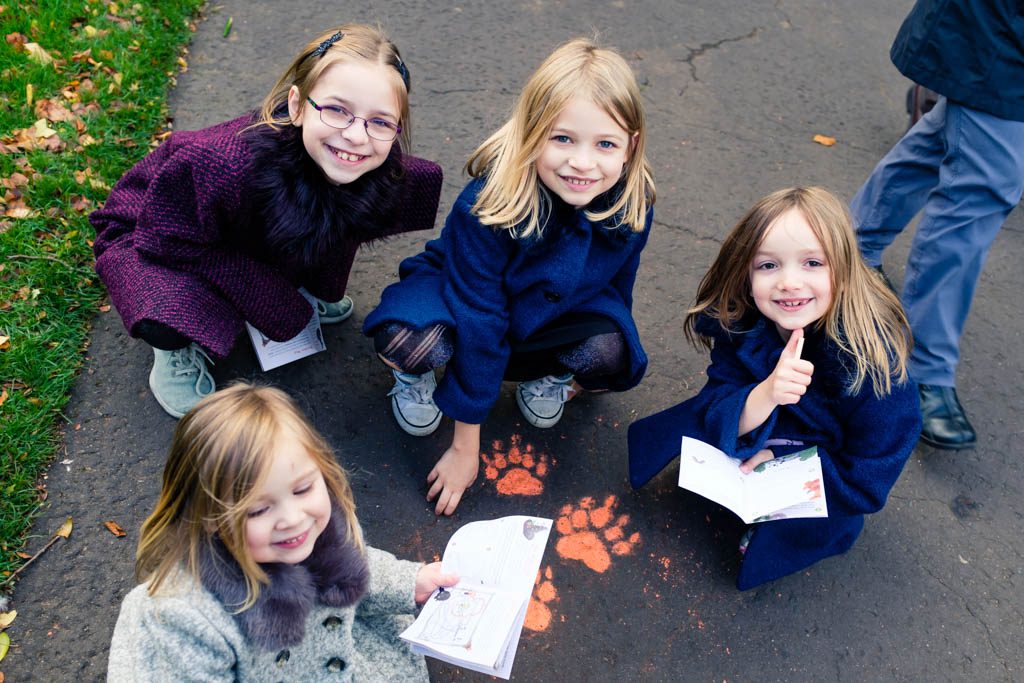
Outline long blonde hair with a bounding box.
[136,382,363,610]
[685,186,911,396]
[466,37,655,239]
[254,23,412,151]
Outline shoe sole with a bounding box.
[515,388,564,429]
[391,396,442,436]
[918,432,976,450]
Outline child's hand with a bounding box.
[766,327,814,406]
[739,448,774,474]
[414,562,460,605]
[426,422,480,515]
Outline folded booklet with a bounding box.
[245,289,326,371]
[678,437,828,524]
[400,516,552,679]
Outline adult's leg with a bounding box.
[851,98,949,266]
[903,103,1024,386]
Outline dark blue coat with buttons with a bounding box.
[628,314,920,590]
[364,177,651,424]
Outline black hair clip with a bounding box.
[394,56,411,92]
[310,31,343,59]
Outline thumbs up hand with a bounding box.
[765,327,814,407]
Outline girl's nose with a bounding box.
[777,268,802,290]
[276,502,305,529]
[341,120,370,144]
[568,151,595,170]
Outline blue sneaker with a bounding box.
[516,374,574,428]
[388,369,442,436]
[149,344,215,418]
[316,295,354,324]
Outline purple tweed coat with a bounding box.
[90,114,442,358]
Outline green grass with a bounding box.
[0,0,204,587]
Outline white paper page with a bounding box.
[245,289,325,371]
[441,516,551,596]
[400,516,551,678]
[741,448,828,521]
[678,437,745,517]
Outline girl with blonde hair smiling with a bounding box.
[364,37,656,515]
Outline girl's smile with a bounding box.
[749,208,832,340]
[288,60,400,186]
[535,96,634,207]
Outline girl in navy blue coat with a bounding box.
[628,187,920,590]
[364,38,656,514]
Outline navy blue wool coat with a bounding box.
[628,314,920,590]
[364,178,651,424]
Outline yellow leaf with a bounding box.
[112,72,122,86]
[0,610,16,628]
[26,82,33,108]
[29,119,57,138]
[177,56,188,70]
[55,516,73,539]
[83,25,98,38]
[0,630,8,662]
[813,134,836,147]
[78,133,97,146]
[24,42,54,66]
[0,335,9,349]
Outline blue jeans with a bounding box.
[851,98,1024,386]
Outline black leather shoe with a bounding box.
[918,384,977,450]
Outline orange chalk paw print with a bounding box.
[482,434,551,496]
[524,566,559,632]
[555,495,640,573]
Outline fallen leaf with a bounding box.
[0,610,15,628]
[104,521,126,537]
[55,517,73,539]
[223,16,233,37]
[0,334,9,349]
[15,551,29,559]
[78,133,97,146]
[0,630,8,662]
[98,304,111,312]
[26,82,33,108]
[0,390,7,407]
[24,42,54,66]
[5,32,27,52]
[35,99,76,123]
[812,134,836,147]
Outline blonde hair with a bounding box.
[254,23,412,151]
[466,37,655,239]
[685,186,911,396]
[136,382,363,611]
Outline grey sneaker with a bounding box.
[149,344,216,418]
[316,295,354,324]
[516,374,574,428]
[388,369,442,436]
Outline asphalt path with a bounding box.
[5,1,1023,680]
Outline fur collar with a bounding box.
[199,506,370,651]
[244,118,403,269]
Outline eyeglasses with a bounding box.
[305,97,402,142]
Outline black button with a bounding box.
[544,291,561,303]
[322,615,344,631]
[275,650,290,667]
[325,657,347,673]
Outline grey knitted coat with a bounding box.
[108,519,428,682]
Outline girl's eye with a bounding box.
[247,506,268,518]
[597,140,617,150]
[755,262,777,271]
[325,105,350,117]
[552,134,571,144]
[368,118,398,132]
[806,259,826,268]
[294,483,312,496]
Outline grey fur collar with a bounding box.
[199,506,369,650]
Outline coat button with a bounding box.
[544,291,561,303]
[275,650,290,667]
[322,616,343,631]
[325,657,347,673]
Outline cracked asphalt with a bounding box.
[4,1,1022,680]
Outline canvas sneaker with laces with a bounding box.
[149,343,216,418]
[516,374,574,428]
[316,295,355,324]
[388,369,442,436]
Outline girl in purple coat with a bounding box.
[363,38,656,515]
[90,24,441,418]
[629,187,920,589]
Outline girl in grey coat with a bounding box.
[108,383,457,681]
